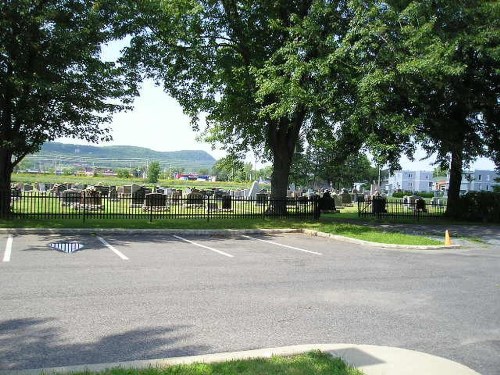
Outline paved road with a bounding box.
[0,232,499,374]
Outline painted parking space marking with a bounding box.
[97,236,129,260]
[242,235,322,256]
[2,235,13,262]
[173,235,234,258]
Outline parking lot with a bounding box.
[1,231,499,375]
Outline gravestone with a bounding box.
[94,185,109,197]
[132,186,149,205]
[109,186,118,201]
[416,198,427,212]
[172,189,182,203]
[221,195,232,209]
[23,184,33,192]
[332,193,342,208]
[214,189,224,199]
[80,189,102,209]
[340,189,352,205]
[144,193,167,209]
[403,195,420,209]
[248,181,260,199]
[60,189,81,206]
[371,196,387,214]
[256,189,268,205]
[53,184,67,196]
[319,190,336,211]
[186,189,204,206]
[37,182,46,192]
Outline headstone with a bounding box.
[131,184,141,194]
[144,193,167,207]
[256,189,268,205]
[333,193,342,208]
[37,182,46,192]
[53,184,67,196]
[132,186,147,204]
[60,189,81,205]
[186,189,204,205]
[94,185,109,197]
[340,189,352,205]
[372,196,387,214]
[172,189,182,203]
[23,184,33,192]
[221,195,232,209]
[248,181,260,199]
[80,189,102,207]
[319,190,336,211]
[109,186,118,201]
[416,198,427,212]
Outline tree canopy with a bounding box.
[121,0,361,209]
[344,0,499,213]
[0,0,137,214]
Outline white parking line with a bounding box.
[242,235,322,255]
[2,235,13,262]
[97,236,129,260]
[173,235,234,258]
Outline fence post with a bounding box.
[207,195,210,222]
[149,200,153,223]
[82,191,86,223]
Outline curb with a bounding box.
[301,229,460,250]
[0,344,480,375]
[0,227,458,250]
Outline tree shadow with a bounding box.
[0,318,209,370]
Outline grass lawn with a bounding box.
[0,216,443,246]
[71,351,363,375]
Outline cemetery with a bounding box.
[5,181,322,221]
[4,178,450,222]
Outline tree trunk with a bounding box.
[0,149,14,218]
[445,145,463,218]
[268,113,303,214]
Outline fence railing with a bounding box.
[2,190,319,221]
[358,197,446,219]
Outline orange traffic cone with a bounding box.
[445,230,452,246]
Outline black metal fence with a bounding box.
[2,190,319,221]
[358,197,446,219]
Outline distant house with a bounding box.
[451,170,499,194]
[387,169,499,195]
[387,170,434,193]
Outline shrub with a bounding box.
[453,192,500,223]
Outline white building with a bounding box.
[388,169,499,194]
[387,170,434,193]
[455,170,499,193]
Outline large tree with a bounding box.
[0,0,137,215]
[121,0,359,210]
[345,0,499,214]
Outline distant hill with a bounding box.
[23,142,216,171]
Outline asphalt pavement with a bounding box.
[0,229,498,374]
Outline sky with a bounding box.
[57,42,497,172]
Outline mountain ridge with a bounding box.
[24,142,216,171]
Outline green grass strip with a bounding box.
[0,217,442,246]
[70,351,363,375]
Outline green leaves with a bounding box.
[0,0,137,162]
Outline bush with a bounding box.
[453,192,500,223]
